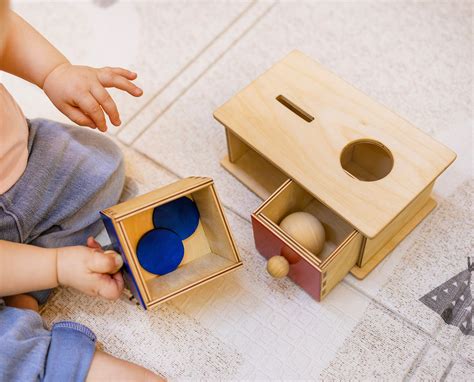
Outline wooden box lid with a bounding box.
[214,50,456,238]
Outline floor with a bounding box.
[1,1,473,380]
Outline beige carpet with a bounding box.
[2,1,472,380]
[321,179,474,381]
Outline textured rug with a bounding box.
[2,1,472,380]
[321,179,474,381]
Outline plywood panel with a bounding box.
[103,177,212,220]
[214,50,456,238]
[360,182,434,266]
[221,152,288,200]
[192,185,241,263]
[351,198,437,280]
[321,232,363,298]
[147,254,240,307]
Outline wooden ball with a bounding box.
[267,256,290,278]
[279,212,325,255]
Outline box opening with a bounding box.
[120,185,238,303]
[258,180,354,262]
[222,129,288,199]
[340,139,394,181]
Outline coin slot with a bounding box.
[276,95,314,122]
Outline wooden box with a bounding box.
[213,50,456,301]
[101,177,242,309]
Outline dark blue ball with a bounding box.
[153,197,200,240]
[136,228,184,275]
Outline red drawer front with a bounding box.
[252,215,322,301]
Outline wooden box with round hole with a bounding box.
[213,50,456,301]
[100,177,242,309]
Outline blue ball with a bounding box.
[136,228,184,275]
[153,197,200,240]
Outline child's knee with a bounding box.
[93,135,126,207]
[91,133,125,187]
[106,136,124,165]
[109,142,125,193]
[104,137,125,184]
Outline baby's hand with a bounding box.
[42,63,143,132]
[57,237,125,300]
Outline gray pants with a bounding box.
[0,118,125,302]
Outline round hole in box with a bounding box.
[340,139,394,181]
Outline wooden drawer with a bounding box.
[101,177,242,309]
[252,179,363,300]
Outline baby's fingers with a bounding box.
[98,69,142,97]
[61,104,96,129]
[88,250,123,274]
[97,273,124,300]
[108,67,137,80]
[87,236,103,251]
[76,93,108,132]
[91,86,121,126]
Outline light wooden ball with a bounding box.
[279,212,325,255]
[267,256,290,278]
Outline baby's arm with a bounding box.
[0,238,124,299]
[0,10,68,88]
[0,10,142,131]
[0,241,59,296]
[0,239,165,381]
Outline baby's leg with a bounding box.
[26,118,126,249]
[0,300,164,381]
[3,294,38,311]
[0,118,125,305]
[87,351,165,382]
[0,118,125,250]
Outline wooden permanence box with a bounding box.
[214,50,456,301]
[101,177,242,309]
